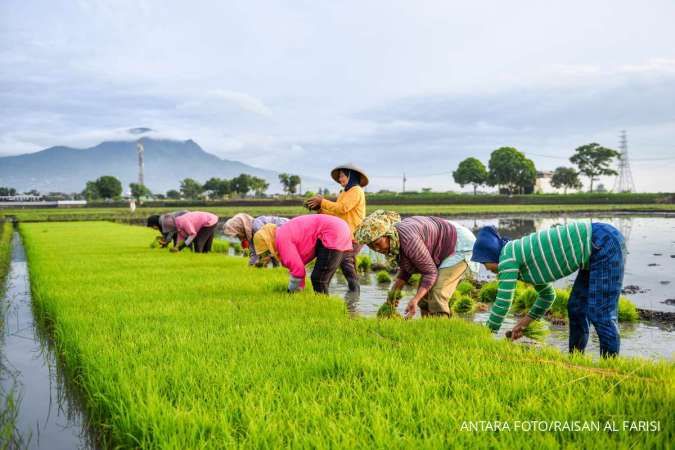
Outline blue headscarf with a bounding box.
[471,226,510,263]
[342,169,361,191]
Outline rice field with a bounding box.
[16,222,675,448]
[3,202,675,223]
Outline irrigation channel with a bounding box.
[326,214,675,360]
[0,232,94,449]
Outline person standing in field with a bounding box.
[471,221,626,357]
[253,214,353,294]
[147,210,189,248]
[148,211,219,253]
[355,210,477,318]
[222,213,289,266]
[305,164,368,298]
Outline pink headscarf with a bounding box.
[223,213,254,241]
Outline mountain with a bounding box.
[0,138,329,194]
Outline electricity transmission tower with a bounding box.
[613,130,635,193]
[136,141,145,186]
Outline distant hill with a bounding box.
[0,138,329,194]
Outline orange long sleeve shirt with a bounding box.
[319,186,366,236]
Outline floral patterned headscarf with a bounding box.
[223,213,254,241]
[354,210,401,257]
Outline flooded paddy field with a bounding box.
[327,213,675,360]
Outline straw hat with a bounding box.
[330,163,369,187]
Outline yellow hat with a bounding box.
[253,224,278,259]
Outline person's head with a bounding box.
[354,210,401,256]
[337,170,350,188]
[470,226,509,271]
[223,213,254,241]
[330,164,369,190]
[370,236,391,254]
[146,215,161,231]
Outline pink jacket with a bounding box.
[175,212,219,241]
[275,214,353,284]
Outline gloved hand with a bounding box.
[287,276,304,293]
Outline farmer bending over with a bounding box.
[149,211,219,253]
[471,221,626,357]
[305,163,368,298]
[355,210,477,318]
[146,210,188,248]
[223,213,289,266]
[253,214,353,294]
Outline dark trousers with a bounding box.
[193,224,217,253]
[311,240,344,294]
[340,242,361,293]
[568,223,626,357]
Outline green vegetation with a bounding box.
[0,221,11,289]
[478,281,498,303]
[2,202,675,223]
[17,222,675,448]
[356,255,372,273]
[211,240,230,254]
[507,320,550,342]
[619,297,640,322]
[456,279,476,297]
[570,143,620,193]
[452,157,488,195]
[376,302,402,319]
[375,270,392,283]
[451,295,476,315]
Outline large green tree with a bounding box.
[279,173,302,195]
[453,157,488,195]
[203,177,232,199]
[82,176,122,200]
[569,143,619,193]
[249,176,269,197]
[166,189,181,199]
[179,178,203,199]
[550,167,582,194]
[487,147,537,194]
[0,186,17,196]
[129,183,152,201]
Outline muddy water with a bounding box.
[0,232,95,449]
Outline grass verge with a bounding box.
[20,222,674,449]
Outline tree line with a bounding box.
[78,172,305,201]
[452,143,620,195]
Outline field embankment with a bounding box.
[18,222,674,448]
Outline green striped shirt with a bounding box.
[487,220,592,332]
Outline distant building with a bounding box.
[535,171,563,194]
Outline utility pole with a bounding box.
[402,172,407,193]
[136,140,145,187]
[612,130,635,193]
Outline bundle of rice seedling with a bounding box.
[506,320,550,342]
[387,290,403,303]
[618,296,639,322]
[513,287,537,312]
[356,255,372,273]
[451,295,476,314]
[376,270,392,283]
[408,273,421,287]
[478,281,498,303]
[456,280,475,297]
[376,302,402,319]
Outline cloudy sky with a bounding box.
[1,0,674,192]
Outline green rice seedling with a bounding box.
[550,288,570,319]
[356,255,371,273]
[619,296,639,322]
[16,222,674,449]
[387,289,403,303]
[231,241,243,255]
[211,240,230,254]
[456,279,475,297]
[451,295,476,315]
[513,286,537,313]
[478,281,498,303]
[506,320,550,342]
[408,273,421,287]
[376,270,392,284]
[376,302,402,319]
